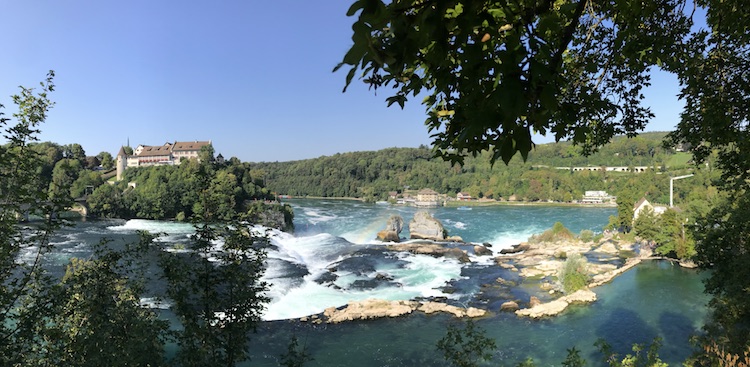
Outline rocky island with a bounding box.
[302,219,656,324]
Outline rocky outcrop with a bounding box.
[529,296,541,308]
[376,215,405,242]
[474,244,493,256]
[500,301,519,312]
[386,215,404,233]
[386,243,470,263]
[246,201,295,232]
[418,302,487,318]
[499,243,531,254]
[409,211,446,241]
[376,230,400,242]
[324,299,416,323]
[322,299,486,323]
[515,289,597,318]
[589,258,642,287]
[679,259,698,269]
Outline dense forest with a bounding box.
[248,133,716,215]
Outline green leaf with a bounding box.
[343,67,357,92]
[346,0,365,16]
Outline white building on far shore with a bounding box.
[116,140,213,181]
[580,190,615,204]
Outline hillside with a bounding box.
[247,132,710,207]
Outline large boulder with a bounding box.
[376,215,404,242]
[500,301,520,312]
[386,215,404,233]
[409,211,446,241]
[474,245,493,256]
[499,242,531,254]
[376,230,400,242]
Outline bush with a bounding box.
[579,230,594,243]
[559,253,589,294]
[529,222,574,243]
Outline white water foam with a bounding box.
[107,219,194,236]
[488,227,540,250]
[302,209,338,225]
[388,252,463,299]
[262,229,465,320]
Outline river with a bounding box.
[32,199,708,366]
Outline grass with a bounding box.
[667,152,693,168]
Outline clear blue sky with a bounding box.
[0,1,690,162]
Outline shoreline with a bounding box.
[282,196,616,208]
[296,230,697,324]
[445,200,616,208]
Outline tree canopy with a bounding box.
[337,0,692,164]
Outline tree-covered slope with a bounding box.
[247,132,702,204]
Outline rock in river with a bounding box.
[409,211,446,241]
[376,215,404,242]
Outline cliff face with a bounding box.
[246,202,294,232]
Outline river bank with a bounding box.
[444,199,617,208]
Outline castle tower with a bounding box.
[116,146,127,181]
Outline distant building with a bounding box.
[116,140,213,181]
[416,188,440,207]
[172,141,212,164]
[633,197,668,221]
[456,192,472,201]
[556,166,661,173]
[580,191,615,204]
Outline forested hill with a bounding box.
[247,132,709,205]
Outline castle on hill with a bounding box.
[116,140,215,181]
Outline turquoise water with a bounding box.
[35,200,708,366]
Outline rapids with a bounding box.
[34,199,708,366]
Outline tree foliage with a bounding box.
[558,253,588,294]
[0,72,61,365]
[1,74,276,367]
[338,0,691,164]
[97,151,114,169]
[436,320,496,367]
[161,161,270,366]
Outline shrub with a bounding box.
[559,253,589,294]
[579,230,594,243]
[529,222,574,243]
